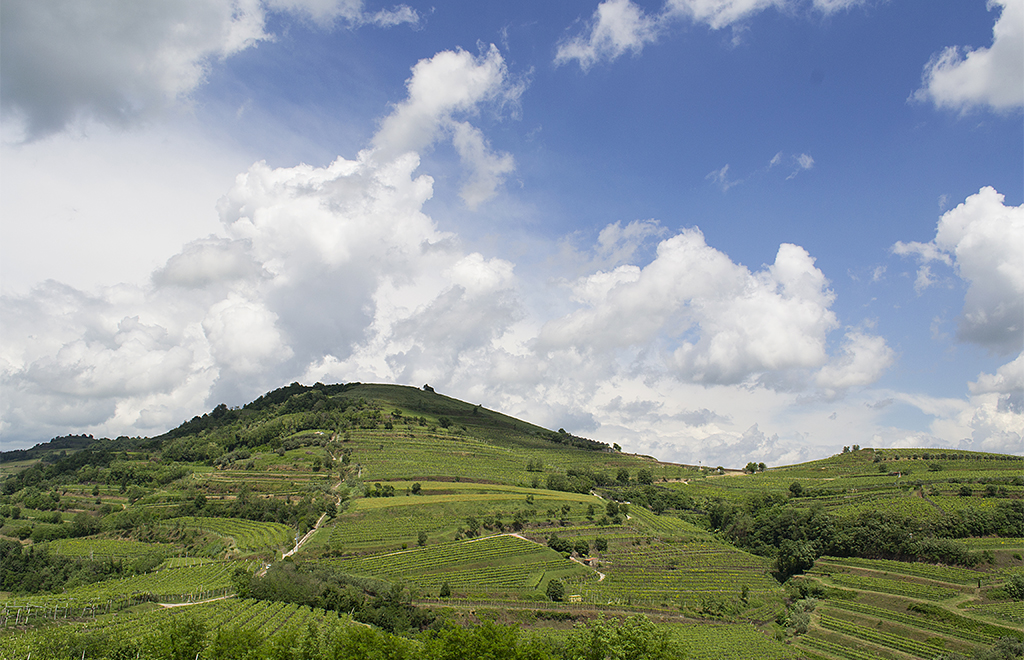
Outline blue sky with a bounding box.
[1,0,1021,466]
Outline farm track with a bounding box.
[159,595,236,609]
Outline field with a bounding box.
[1,383,1022,658]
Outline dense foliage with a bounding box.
[0,537,161,594]
[709,493,1023,576]
[234,562,436,634]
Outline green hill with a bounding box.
[1,382,1022,659]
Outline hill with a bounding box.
[1,382,1022,659]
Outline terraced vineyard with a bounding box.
[825,600,1019,644]
[44,537,175,562]
[2,383,1021,659]
[816,556,989,584]
[2,597,348,658]
[318,483,600,552]
[3,561,244,610]
[325,533,591,594]
[161,516,295,555]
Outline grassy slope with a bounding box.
[2,384,1022,660]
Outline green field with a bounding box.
[2,382,1021,659]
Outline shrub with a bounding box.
[546,578,564,602]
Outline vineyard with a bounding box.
[324,534,592,595]
[1,597,349,659]
[161,516,294,555]
[2,383,1022,659]
[44,538,175,562]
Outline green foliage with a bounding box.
[562,615,674,660]
[240,561,435,633]
[546,578,565,602]
[775,539,816,579]
[148,613,209,660]
[1006,574,1024,601]
[207,626,267,660]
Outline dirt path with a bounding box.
[159,595,235,608]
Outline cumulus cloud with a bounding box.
[894,186,1024,354]
[0,0,417,138]
[555,0,662,71]
[539,231,844,385]
[912,0,1024,113]
[0,45,527,444]
[815,330,895,394]
[556,0,863,69]
[970,352,1024,415]
[372,45,524,207]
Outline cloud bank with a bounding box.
[912,0,1024,113]
[0,0,419,139]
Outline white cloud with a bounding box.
[451,121,516,210]
[0,0,417,139]
[371,45,524,207]
[202,293,292,375]
[538,231,843,385]
[554,0,662,71]
[666,0,860,28]
[786,153,814,179]
[153,238,266,289]
[265,0,418,28]
[706,164,740,191]
[912,0,1024,113]
[556,0,865,69]
[0,44,528,444]
[970,352,1023,417]
[815,330,895,393]
[894,186,1024,353]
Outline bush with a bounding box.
[546,578,565,602]
[1006,574,1024,601]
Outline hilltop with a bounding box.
[1,382,1022,659]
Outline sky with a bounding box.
[1,0,1022,467]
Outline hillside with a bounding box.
[1,382,1022,660]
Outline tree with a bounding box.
[776,539,817,579]
[411,482,422,495]
[417,531,427,547]
[744,462,758,474]
[207,626,265,660]
[1006,573,1024,600]
[546,578,565,602]
[594,537,608,552]
[606,501,619,518]
[150,614,208,660]
[637,468,653,485]
[789,482,804,498]
[563,615,673,660]
[616,468,630,485]
[758,462,767,472]
[438,416,451,429]
[439,581,451,598]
